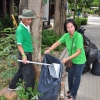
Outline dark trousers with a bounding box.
[9,52,36,89]
[68,63,85,97]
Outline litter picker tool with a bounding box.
[17,60,60,78]
[17,60,51,66]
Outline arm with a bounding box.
[61,49,81,64]
[18,45,27,64]
[45,41,61,54]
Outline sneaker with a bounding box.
[8,86,22,91]
[32,95,38,100]
[8,88,18,91]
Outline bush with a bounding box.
[1,14,13,28]
[16,79,41,100]
[42,29,65,53]
[42,29,60,46]
[67,14,72,18]
[75,18,81,28]
[0,19,4,30]
[0,34,17,59]
[81,18,87,25]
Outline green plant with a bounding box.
[75,18,81,28]
[0,33,17,60]
[0,66,6,72]
[42,29,65,52]
[16,79,42,100]
[0,95,8,100]
[81,18,87,25]
[0,19,4,30]
[2,14,13,28]
[67,14,72,18]
[0,67,18,83]
[1,27,16,34]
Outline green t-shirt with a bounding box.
[59,31,86,64]
[16,24,34,52]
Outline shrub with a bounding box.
[81,18,87,25]
[75,18,81,28]
[42,29,60,46]
[42,29,65,52]
[1,14,13,28]
[67,14,72,18]
[16,79,41,100]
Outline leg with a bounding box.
[70,64,85,97]
[9,53,24,89]
[9,64,23,89]
[68,66,75,92]
[22,63,36,89]
[22,52,36,89]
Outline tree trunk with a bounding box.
[99,3,100,16]
[19,0,28,15]
[54,0,66,35]
[73,0,76,20]
[28,0,43,64]
[2,0,7,18]
[19,0,43,66]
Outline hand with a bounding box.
[45,49,51,54]
[22,56,28,64]
[61,58,69,64]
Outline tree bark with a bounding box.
[73,0,76,20]
[19,0,28,15]
[99,3,100,16]
[2,0,7,18]
[54,0,66,35]
[19,0,43,66]
[28,0,43,63]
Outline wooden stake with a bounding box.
[11,14,18,27]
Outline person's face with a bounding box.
[66,22,75,35]
[22,18,33,26]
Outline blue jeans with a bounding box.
[67,63,85,97]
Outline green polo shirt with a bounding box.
[59,31,86,64]
[16,24,34,52]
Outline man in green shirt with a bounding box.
[45,19,86,100]
[8,9,36,96]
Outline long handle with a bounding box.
[17,60,51,66]
[11,14,18,27]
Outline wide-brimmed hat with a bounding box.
[19,9,36,19]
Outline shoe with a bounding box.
[8,86,22,91]
[8,88,18,91]
[31,95,38,100]
[65,91,71,97]
[67,95,76,100]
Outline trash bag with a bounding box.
[86,43,98,64]
[82,63,91,74]
[38,54,63,100]
[82,35,98,64]
[83,35,91,55]
[91,50,100,76]
[77,27,86,36]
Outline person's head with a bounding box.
[19,9,36,26]
[64,19,77,35]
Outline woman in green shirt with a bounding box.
[45,19,86,100]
